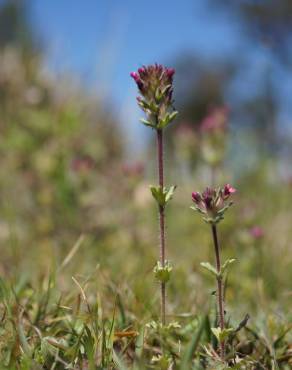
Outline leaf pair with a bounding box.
[211,327,234,343]
[150,185,176,207]
[200,258,236,279]
[153,260,173,283]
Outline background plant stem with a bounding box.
[157,128,166,325]
[211,224,225,359]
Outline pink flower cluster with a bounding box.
[192,184,236,222]
[130,64,175,105]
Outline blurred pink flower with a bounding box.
[176,122,194,136]
[200,106,229,133]
[250,226,264,239]
[122,161,144,177]
[71,155,95,172]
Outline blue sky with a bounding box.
[30,1,244,99]
[30,0,246,149]
[28,1,292,150]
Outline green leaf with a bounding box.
[150,185,176,206]
[221,258,236,276]
[211,327,234,342]
[200,262,218,277]
[135,326,144,359]
[150,185,164,206]
[165,185,176,203]
[180,316,207,369]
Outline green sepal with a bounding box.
[157,110,178,129]
[150,185,176,206]
[190,205,206,215]
[160,84,172,98]
[190,199,233,225]
[217,201,233,215]
[139,118,156,128]
[153,260,173,283]
[200,262,218,277]
[138,99,159,114]
[154,84,172,103]
[211,327,234,343]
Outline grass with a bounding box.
[0,52,291,369]
[0,166,291,369]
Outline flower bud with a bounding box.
[223,184,236,198]
[192,191,201,203]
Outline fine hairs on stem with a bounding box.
[157,128,166,324]
[211,223,225,358]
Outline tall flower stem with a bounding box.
[131,64,177,327]
[211,224,225,359]
[157,128,166,325]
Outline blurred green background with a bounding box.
[0,1,291,368]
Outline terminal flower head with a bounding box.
[131,64,175,101]
[130,64,177,129]
[191,184,236,224]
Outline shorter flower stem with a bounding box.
[211,224,225,360]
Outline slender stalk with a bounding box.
[211,224,225,359]
[157,128,166,325]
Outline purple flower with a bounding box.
[130,72,139,82]
[166,68,175,78]
[192,191,201,203]
[130,63,175,106]
[223,184,236,197]
[130,72,143,90]
[202,187,215,210]
[191,184,236,223]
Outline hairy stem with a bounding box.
[211,224,225,360]
[157,128,166,325]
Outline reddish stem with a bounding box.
[211,224,225,360]
[157,129,166,325]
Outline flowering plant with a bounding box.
[191,184,236,360]
[131,64,178,325]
